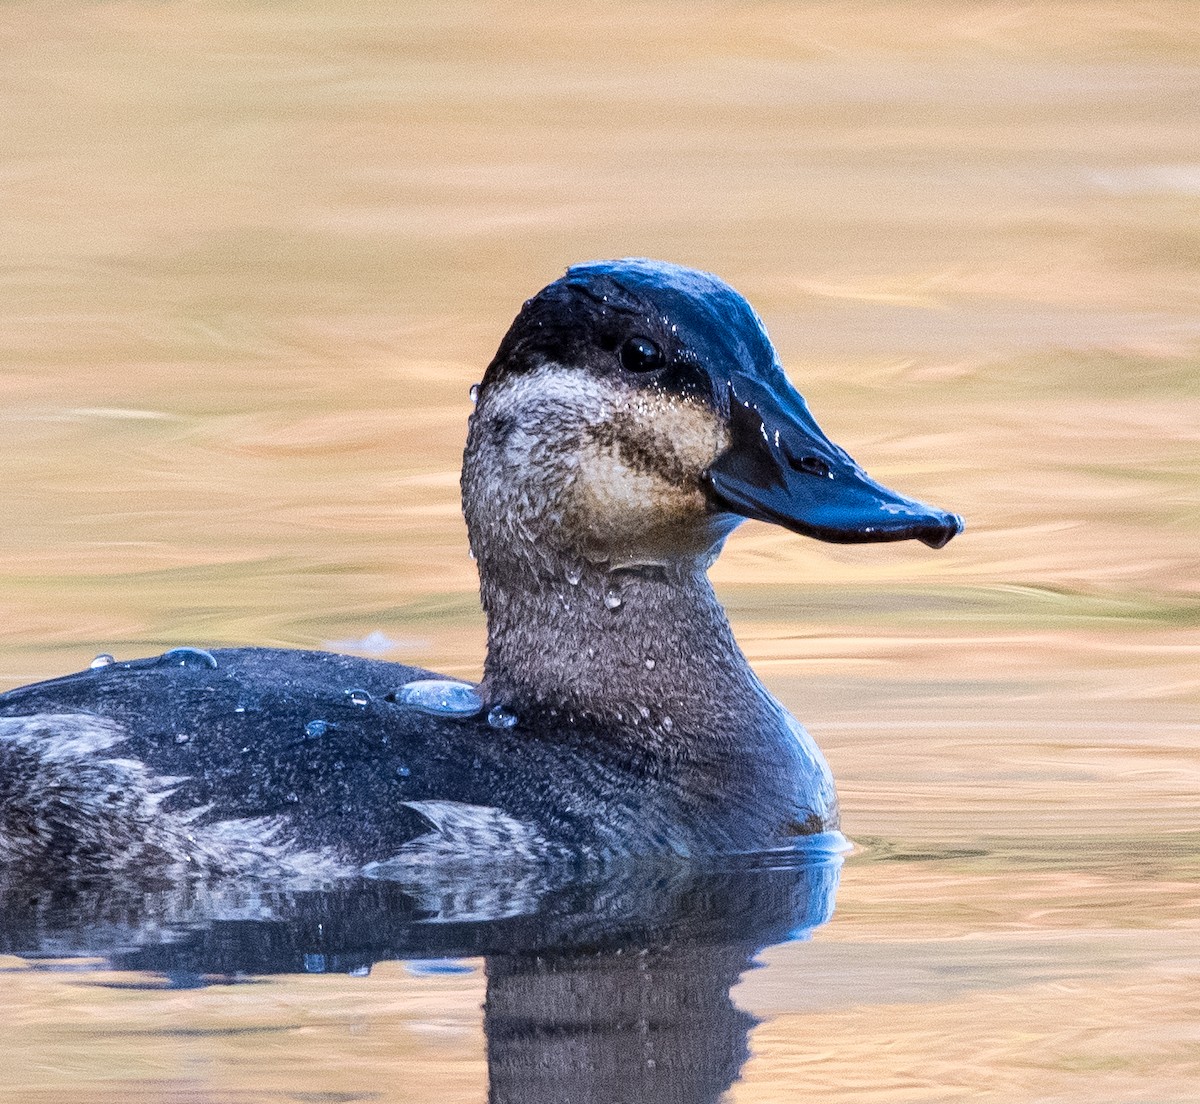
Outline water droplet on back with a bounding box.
[396,678,482,717]
[487,705,518,729]
[644,658,656,670]
[157,647,218,670]
[345,688,371,707]
[90,653,116,669]
[603,587,622,610]
[565,565,582,586]
[395,764,411,779]
[174,732,190,744]
[305,719,332,738]
[469,383,480,404]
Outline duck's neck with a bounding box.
[477,559,772,741]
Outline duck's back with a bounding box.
[0,648,616,878]
[0,643,847,878]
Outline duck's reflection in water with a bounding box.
[1,850,841,1103]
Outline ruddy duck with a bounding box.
[0,259,961,879]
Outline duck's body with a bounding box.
[0,259,960,880]
[0,637,832,878]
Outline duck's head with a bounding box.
[463,259,963,582]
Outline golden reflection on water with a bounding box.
[1,1,1198,1101]
[0,960,489,1103]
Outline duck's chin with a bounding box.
[572,518,739,578]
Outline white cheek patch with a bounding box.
[578,452,664,514]
[475,363,731,557]
[483,364,612,432]
[482,363,726,484]
[578,395,728,516]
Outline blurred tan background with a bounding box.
[1,6,1198,1099]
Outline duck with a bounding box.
[0,259,962,881]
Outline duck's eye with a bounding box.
[619,336,666,373]
[794,455,832,479]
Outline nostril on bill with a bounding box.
[789,454,832,478]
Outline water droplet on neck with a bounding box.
[157,647,218,670]
[89,653,116,669]
[469,383,480,404]
[661,715,675,733]
[396,678,482,717]
[345,688,371,707]
[395,764,411,778]
[644,658,656,670]
[305,719,332,738]
[487,705,518,729]
[603,586,622,610]
[174,732,190,744]
[565,565,582,586]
